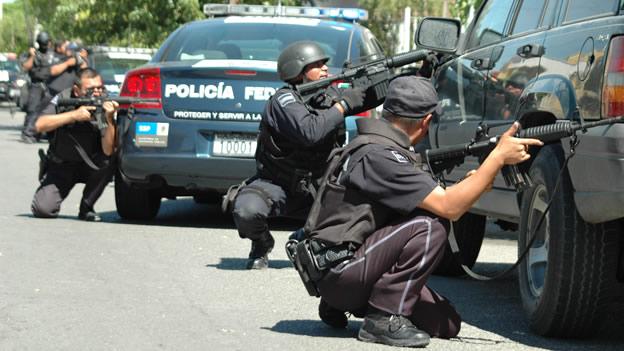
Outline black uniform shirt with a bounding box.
[345,118,438,216]
[263,86,343,147]
[42,89,102,162]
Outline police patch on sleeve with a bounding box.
[50,94,59,106]
[391,150,408,163]
[277,93,296,107]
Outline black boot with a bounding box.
[319,299,348,328]
[246,233,275,270]
[358,308,430,347]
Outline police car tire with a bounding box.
[114,171,161,220]
[433,212,486,277]
[517,145,620,337]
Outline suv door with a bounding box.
[478,0,551,196]
[432,0,517,183]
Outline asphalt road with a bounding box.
[1,106,622,350]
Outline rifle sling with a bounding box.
[67,133,101,171]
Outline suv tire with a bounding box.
[114,171,161,220]
[434,212,486,276]
[518,145,620,337]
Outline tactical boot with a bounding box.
[318,299,348,329]
[358,308,430,348]
[246,233,275,270]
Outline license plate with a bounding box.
[213,133,257,157]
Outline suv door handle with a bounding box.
[517,44,545,58]
[471,58,492,70]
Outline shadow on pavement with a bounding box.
[430,262,624,350]
[206,257,293,270]
[95,197,304,231]
[264,319,361,338]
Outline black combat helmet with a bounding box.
[277,41,329,83]
[36,31,50,52]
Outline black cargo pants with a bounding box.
[22,84,47,139]
[31,155,115,218]
[232,178,313,241]
[317,214,461,338]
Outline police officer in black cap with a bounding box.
[304,76,542,347]
[21,32,86,143]
[230,41,366,269]
[30,68,118,221]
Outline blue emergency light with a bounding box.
[203,3,368,22]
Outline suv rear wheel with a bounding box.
[114,171,161,220]
[434,212,486,276]
[518,145,620,337]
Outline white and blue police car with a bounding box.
[114,3,384,219]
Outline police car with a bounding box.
[88,46,154,96]
[114,3,384,219]
[0,53,26,103]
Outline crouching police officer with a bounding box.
[31,68,118,221]
[230,41,365,269]
[292,76,542,347]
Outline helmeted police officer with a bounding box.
[231,41,366,269]
[303,76,543,347]
[21,32,85,143]
[30,67,118,221]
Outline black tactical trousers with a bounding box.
[31,156,115,218]
[22,84,47,139]
[232,178,313,241]
[317,214,461,338]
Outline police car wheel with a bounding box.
[114,171,161,220]
[518,145,620,337]
[433,212,486,277]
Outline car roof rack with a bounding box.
[203,3,368,22]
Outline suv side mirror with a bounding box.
[415,17,461,54]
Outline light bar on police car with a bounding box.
[203,3,368,22]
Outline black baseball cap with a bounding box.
[382,76,442,119]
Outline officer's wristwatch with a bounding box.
[338,99,350,113]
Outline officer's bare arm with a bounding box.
[419,123,543,221]
[21,49,35,71]
[100,101,118,156]
[35,106,95,134]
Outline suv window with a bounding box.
[564,0,619,23]
[162,20,365,69]
[467,0,515,49]
[511,0,547,35]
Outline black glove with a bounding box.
[338,87,365,114]
[418,52,439,78]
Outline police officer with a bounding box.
[30,68,118,221]
[231,41,366,269]
[305,76,543,347]
[21,32,85,143]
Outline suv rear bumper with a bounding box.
[119,152,255,193]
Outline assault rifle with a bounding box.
[56,96,160,134]
[423,117,624,191]
[295,49,431,114]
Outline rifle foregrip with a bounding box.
[517,122,575,143]
[387,50,429,68]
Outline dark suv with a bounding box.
[114,4,383,220]
[418,0,624,338]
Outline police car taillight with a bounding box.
[225,69,257,76]
[602,36,624,118]
[120,67,162,109]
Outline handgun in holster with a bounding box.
[38,148,48,183]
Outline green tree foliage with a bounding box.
[359,0,445,55]
[0,0,203,53]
